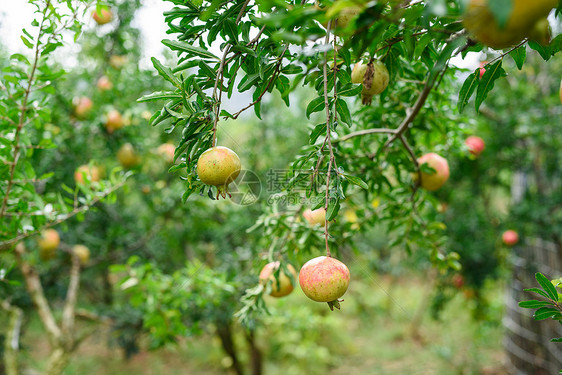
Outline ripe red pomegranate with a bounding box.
[197,146,241,199]
[417,153,450,191]
[502,230,519,246]
[465,136,485,157]
[259,262,297,297]
[299,256,350,310]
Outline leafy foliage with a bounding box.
[519,272,562,342]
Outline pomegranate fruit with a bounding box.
[73,96,93,118]
[97,76,113,91]
[502,230,519,246]
[117,143,139,168]
[72,244,90,265]
[157,143,176,163]
[417,153,450,191]
[259,261,297,297]
[463,0,556,49]
[92,7,112,25]
[299,256,350,310]
[302,207,326,227]
[197,146,241,199]
[465,136,485,157]
[38,229,60,260]
[351,60,389,105]
[105,109,124,133]
[74,164,101,184]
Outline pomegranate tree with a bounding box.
[351,60,389,105]
[197,146,241,199]
[299,256,350,310]
[259,261,297,297]
[417,153,450,191]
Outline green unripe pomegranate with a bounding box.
[197,146,241,199]
[351,60,389,105]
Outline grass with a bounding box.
[16,273,507,375]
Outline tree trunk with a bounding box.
[45,347,70,375]
[216,321,244,375]
[2,303,23,375]
[245,329,263,375]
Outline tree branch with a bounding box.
[62,256,81,345]
[15,246,61,346]
[384,80,433,148]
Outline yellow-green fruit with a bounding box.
[117,143,139,168]
[463,0,557,49]
[38,229,60,260]
[351,60,389,105]
[259,262,298,297]
[197,146,241,198]
[303,208,326,227]
[528,18,551,46]
[72,245,90,265]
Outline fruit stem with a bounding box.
[321,20,337,259]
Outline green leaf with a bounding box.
[518,300,553,309]
[230,44,257,57]
[326,197,340,221]
[535,272,559,301]
[335,98,352,127]
[137,91,182,102]
[281,65,303,75]
[238,73,260,92]
[342,174,368,190]
[457,71,479,113]
[487,0,513,28]
[533,307,559,320]
[223,19,238,42]
[338,83,362,97]
[524,288,550,299]
[551,338,562,343]
[162,39,219,60]
[528,41,551,61]
[306,97,325,119]
[509,45,526,69]
[309,123,326,145]
[475,60,506,112]
[151,57,181,88]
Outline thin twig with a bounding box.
[322,21,334,258]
